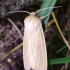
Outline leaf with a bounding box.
[49,57,70,65]
[56,45,66,54]
[38,0,57,25]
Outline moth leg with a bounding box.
[30,68,34,70]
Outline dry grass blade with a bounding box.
[0,42,23,62]
[7,18,23,39]
[52,12,70,50]
[46,19,54,28]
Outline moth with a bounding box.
[7,6,61,70]
[23,12,47,70]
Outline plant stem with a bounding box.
[52,11,70,50]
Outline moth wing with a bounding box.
[23,15,47,70]
[34,20,47,70]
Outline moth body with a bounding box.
[23,12,47,70]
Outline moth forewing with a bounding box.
[23,12,47,70]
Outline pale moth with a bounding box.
[23,6,61,70]
[8,6,61,70]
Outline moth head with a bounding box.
[30,12,36,16]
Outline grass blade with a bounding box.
[38,0,57,25]
[49,57,70,65]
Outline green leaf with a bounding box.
[56,45,66,54]
[38,0,57,25]
[49,57,70,65]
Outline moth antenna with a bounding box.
[7,11,30,14]
[36,6,62,14]
[40,13,51,19]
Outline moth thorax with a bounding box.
[24,16,39,32]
